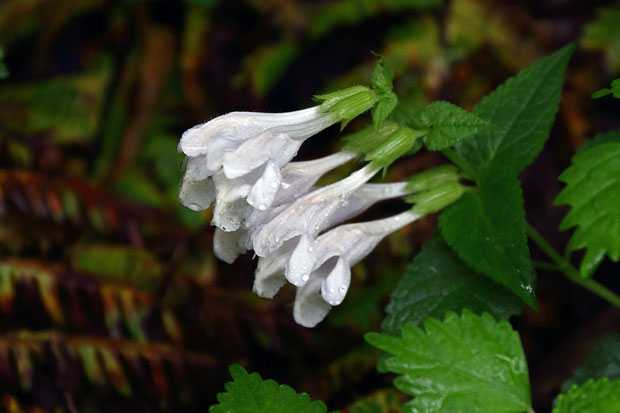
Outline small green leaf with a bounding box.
[454,44,574,175]
[562,332,620,392]
[342,121,400,156]
[371,92,398,131]
[371,56,394,93]
[420,101,496,150]
[367,311,531,413]
[554,142,620,276]
[553,378,620,413]
[364,127,424,171]
[210,364,328,413]
[592,78,620,98]
[440,167,536,308]
[381,234,522,337]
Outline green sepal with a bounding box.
[342,121,400,156]
[364,127,426,171]
[592,78,620,98]
[406,165,460,193]
[315,85,377,129]
[408,182,466,215]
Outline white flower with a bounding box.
[251,164,380,257]
[252,181,412,296]
[293,210,422,328]
[178,107,339,217]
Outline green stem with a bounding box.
[525,223,620,310]
[440,148,476,180]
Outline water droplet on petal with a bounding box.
[339,286,346,293]
[302,275,309,282]
[329,288,335,294]
[270,182,278,189]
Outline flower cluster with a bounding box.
[178,89,463,327]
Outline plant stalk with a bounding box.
[526,223,620,310]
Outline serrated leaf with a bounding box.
[210,364,328,413]
[371,92,398,131]
[371,56,394,93]
[579,130,620,152]
[367,311,531,413]
[554,142,620,276]
[420,101,496,150]
[454,44,574,175]
[592,78,620,98]
[439,168,536,308]
[562,332,620,392]
[553,378,620,413]
[381,234,522,337]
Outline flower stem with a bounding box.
[525,223,620,310]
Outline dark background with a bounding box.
[0,0,619,411]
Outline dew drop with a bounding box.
[308,246,314,252]
[258,203,267,210]
[339,286,346,293]
[302,275,309,282]
[329,288,335,294]
[270,182,278,189]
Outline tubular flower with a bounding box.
[293,210,422,328]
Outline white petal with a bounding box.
[293,267,332,328]
[246,161,282,210]
[185,155,212,180]
[179,107,327,157]
[320,257,351,306]
[222,133,301,179]
[211,172,253,231]
[213,228,248,264]
[253,239,298,298]
[179,176,215,211]
[251,164,379,256]
[285,233,316,287]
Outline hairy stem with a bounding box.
[526,223,620,310]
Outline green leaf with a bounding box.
[592,78,620,98]
[554,142,620,276]
[367,311,531,413]
[364,127,424,171]
[579,130,620,152]
[439,167,536,308]
[371,56,394,93]
[342,121,400,156]
[553,378,620,413]
[381,234,522,337]
[210,364,328,413]
[371,92,398,131]
[454,44,574,175]
[420,101,496,151]
[562,333,620,392]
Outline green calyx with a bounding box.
[408,182,466,215]
[406,165,460,193]
[315,86,378,129]
[364,126,428,171]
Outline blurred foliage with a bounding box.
[0,0,619,412]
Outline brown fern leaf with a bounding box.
[0,259,183,344]
[0,170,188,247]
[0,331,219,410]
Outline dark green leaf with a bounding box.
[555,142,620,276]
[367,311,531,413]
[439,168,536,308]
[371,92,398,130]
[371,56,394,93]
[454,44,574,174]
[553,378,620,413]
[210,364,328,413]
[381,234,522,337]
[562,333,620,392]
[420,101,496,150]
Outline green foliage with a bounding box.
[592,78,620,98]
[210,364,328,413]
[366,311,531,413]
[579,130,620,152]
[371,92,398,130]
[418,101,496,150]
[553,378,620,413]
[582,7,620,70]
[371,56,395,93]
[349,389,402,413]
[454,44,574,175]
[381,234,522,337]
[440,169,536,308]
[562,333,620,392]
[239,42,300,96]
[364,127,424,170]
[554,142,620,276]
